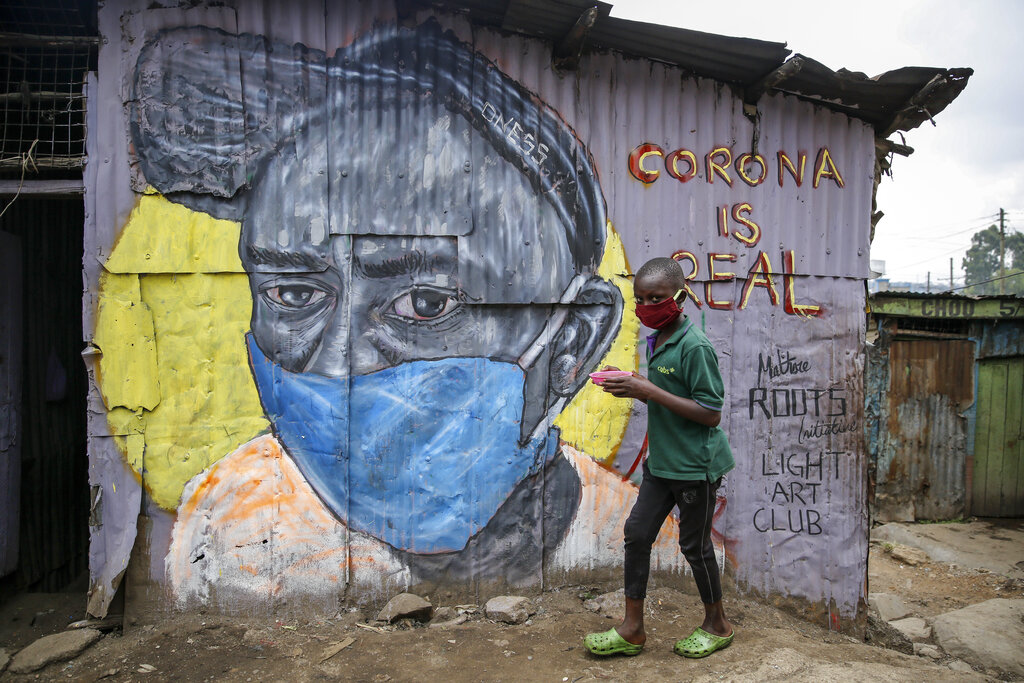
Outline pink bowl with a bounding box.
[589,370,633,384]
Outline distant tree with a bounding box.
[961,225,1024,295]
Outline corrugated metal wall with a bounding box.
[86,0,873,629]
[870,336,973,521]
[866,301,1024,522]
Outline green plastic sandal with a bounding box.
[583,628,644,656]
[673,627,734,658]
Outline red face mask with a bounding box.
[635,290,682,329]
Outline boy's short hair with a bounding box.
[636,257,686,289]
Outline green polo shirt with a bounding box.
[645,316,734,481]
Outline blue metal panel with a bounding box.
[978,320,1024,359]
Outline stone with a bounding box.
[377,593,433,623]
[430,606,458,622]
[931,599,1024,677]
[583,589,624,618]
[0,648,9,673]
[889,544,931,566]
[947,660,976,674]
[868,592,912,622]
[888,617,931,642]
[8,628,104,674]
[428,614,468,629]
[484,596,535,625]
[913,643,942,660]
[864,614,913,655]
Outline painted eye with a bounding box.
[263,284,329,309]
[391,288,459,321]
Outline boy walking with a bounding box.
[584,257,735,658]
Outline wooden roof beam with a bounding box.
[744,55,804,104]
[553,6,600,71]
[880,73,949,138]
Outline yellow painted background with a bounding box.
[95,194,637,511]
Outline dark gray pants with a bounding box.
[623,463,722,604]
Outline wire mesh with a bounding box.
[0,0,97,175]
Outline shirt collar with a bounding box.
[646,315,693,357]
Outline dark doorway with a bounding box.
[0,195,89,598]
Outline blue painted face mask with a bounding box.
[247,334,558,554]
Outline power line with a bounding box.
[950,270,1023,292]
[889,243,976,272]
[930,218,1007,241]
[877,217,1001,244]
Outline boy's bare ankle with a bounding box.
[700,618,732,638]
[615,623,646,645]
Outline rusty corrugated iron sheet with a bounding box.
[871,338,973,521]
[418,0,970,134]
[867,296,1024,523]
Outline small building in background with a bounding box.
[867,292,1024,522]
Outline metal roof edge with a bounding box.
[420,0,971,135]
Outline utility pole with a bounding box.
[950,257,954,291]
[927,271,931,293]
[999,207,1006,295]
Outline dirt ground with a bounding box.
[2,521,1022,682]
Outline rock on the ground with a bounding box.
[377,593,433,623]
[869,592,912,622]
[913,643,942,660]
[931,598,1024,677]
[0,647,9,673]
[889,617,931,642]
[947,660,976,674]
[431,606,458,622]
[428,606,469,628]
[583,589,624,618]
[8,628,104,674]
[889,544,931,566]
[428,614,468,629]
[865,614,914,654]
[484,596,535,625]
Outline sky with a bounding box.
[608,0,1023,287]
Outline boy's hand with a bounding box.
[600,372,653,401]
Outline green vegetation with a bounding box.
[962,225,1024,295]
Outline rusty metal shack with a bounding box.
[867,292,1024,521]
[1,0,973,636]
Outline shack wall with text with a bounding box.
[84,0,872,629]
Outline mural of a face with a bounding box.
[132,21,622,557]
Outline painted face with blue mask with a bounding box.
[248,335,560,552]
[243,228,607,554]
[236,31,622,556]
[126,22,623,575]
